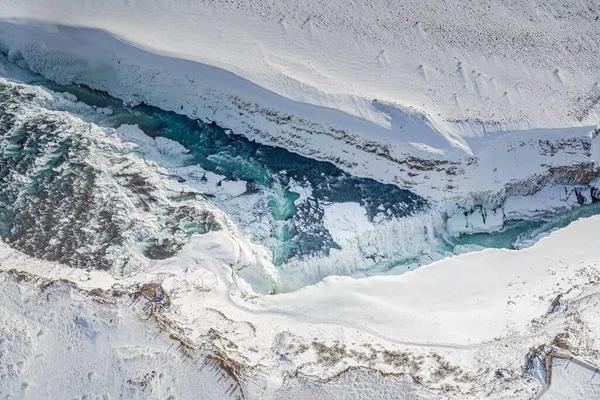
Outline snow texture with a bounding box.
[0,1,598,201]
[0,278,233,399]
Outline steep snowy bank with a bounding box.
[2,0,599,130]
[0,6,598,201]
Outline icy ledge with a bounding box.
[0,20,599,202]
[277,182,600,292]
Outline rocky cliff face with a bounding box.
[0,78,222,275]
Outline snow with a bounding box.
[503,185,588,220]
[155,136,190,156]
[445,205,504,235]
[544,358,600,400]
[275,368,433,399]
[0,277,233,399]
[116,124,192,166]
[0,2,598,200]
[287,177,313,206]
[170,165,249,199]
[2,2,600,398]
[3,0,599,133]
[322,202,373,245]
[219,179,248,198]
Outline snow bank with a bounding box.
[263,214,600,344]
[0,2,599,200]
[322,202,373,245]
[2,0,599,131]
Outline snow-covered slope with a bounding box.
[544,357,600,399]
[3,199,600,398]
[0,276,236,399]
[3,0,599,131]
[0,0,599,200]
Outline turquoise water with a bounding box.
[27,78,600,270]
[37,81,426,265]
[451,201,600,250]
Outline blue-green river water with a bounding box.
[6,66,600,276]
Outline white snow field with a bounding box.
[1,1,600,399]
[544,357,600,399]
[0,0,599,203]
[0,277,235,399]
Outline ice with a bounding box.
[219,179,248,197]
[116,124,192,166]
[445,205,504,235]
[155,136,190,156]
[287,177,313,207]
[503,185,586,220]
[322,202,373,246]
[277,210,446,292]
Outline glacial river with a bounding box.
[2,58,600,290]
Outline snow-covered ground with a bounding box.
[0,271,437,399]
[545,357,600,400]
[0,276,237,399]
[2,202,600,398]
